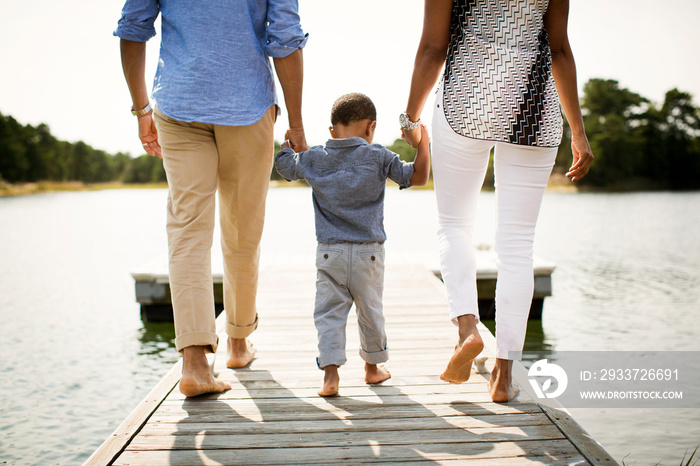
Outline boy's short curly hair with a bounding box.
[330,93,377,126]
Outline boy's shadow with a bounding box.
[323,383,496,462]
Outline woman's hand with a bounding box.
[566,133,593,181]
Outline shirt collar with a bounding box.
[325,137,369,148]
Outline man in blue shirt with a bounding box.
[115,0,308,397]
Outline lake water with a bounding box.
[0,187,698,465]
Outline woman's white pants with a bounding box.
[431,105,557,360]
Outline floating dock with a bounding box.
[132,251,555,322]
[87,262,615,465]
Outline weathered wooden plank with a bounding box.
[151,399,544,423]
[83,360,182,466]
[167,382,490,401]
[540,404,618,465]
[126,425,565,450]
[167,391,503,406]
[207,353,487,371]
[206,373,474,386]
[138,412,552,436]
[114,439,584,465]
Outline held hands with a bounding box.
[566,133,594,182]
[138,112,162,158]
[285,127,308,153]
[401,123,430,149]
[402,125,422,149]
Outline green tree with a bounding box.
[386,138,416,163]
[0,114,29,182]
[122,154,166,183]
[580,79,648,187]
[657,89,700,189]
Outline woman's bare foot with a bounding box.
[440,315,484,384]
[365,363,391,384]
[318,365,340,397]
[180,346,231,397]
[488,358,519,402]
[227,337,256,369]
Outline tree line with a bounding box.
[2,78,700,190]
[0,113,165,184]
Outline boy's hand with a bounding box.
[401,126,422,149]
[281,140,291,151]
[418,124,430,147]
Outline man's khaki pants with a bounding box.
[154,106,276,353]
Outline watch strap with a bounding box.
[131,102,152,117]
[400,113,421,130]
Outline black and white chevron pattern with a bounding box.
[442,0,563,147]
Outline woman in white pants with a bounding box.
[401,0,594,402]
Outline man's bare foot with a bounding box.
[440,315,484,384]
[489,358,519,402]
[365,363,391,384]
[180,346,231,397]
[227,337,256,369]
[318,365,339,397]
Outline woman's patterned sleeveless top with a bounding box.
[442,0,563,147]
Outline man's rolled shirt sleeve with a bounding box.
[384,150,415,190]
[265,0,308,57]
[113,0,159,42]
[274,148,304,182]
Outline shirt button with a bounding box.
[324,254,329,259]
[371,256,375,261]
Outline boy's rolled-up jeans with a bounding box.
[314,242,389,368]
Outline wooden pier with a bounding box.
[87,263,616,465]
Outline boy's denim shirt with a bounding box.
[275,137,415,243]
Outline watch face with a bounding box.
[399,113,409,128]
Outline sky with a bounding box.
[1,0,699,158]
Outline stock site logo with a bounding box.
[528,359,568,399]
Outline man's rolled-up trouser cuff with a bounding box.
[359,347,389,365]
[175,331,219,354]
[226,314,259,339]
[317,350,347,369]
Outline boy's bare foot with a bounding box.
[180,346,231,397]
[227,337,256,368]
[365,363,391,384]
[318,365,339,397]
[440,315,484,384]
[488,358,519,402]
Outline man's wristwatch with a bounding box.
[131,102,152,117]
[399,112,421,130]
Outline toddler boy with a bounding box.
[274,93,430,396]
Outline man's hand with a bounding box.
[285,127,308,152]
[138,113,162,158]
